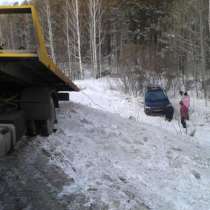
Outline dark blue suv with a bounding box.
[144,86,174,121]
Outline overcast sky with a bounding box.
[1,0,24,5]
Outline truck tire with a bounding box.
[0,125,15,157]
[0,127,11,157]
[40,98,56,137]
[26,120,37,137]
[0,111,25,143]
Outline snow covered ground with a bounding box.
[40,78,210,210]
[70,78,210,146]
[41,102,210,210]
[1,77,209,210]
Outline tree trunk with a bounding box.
[66,0,72,78]
[199,0,208,105]
[46,0,56,62]
[75,0,83,79]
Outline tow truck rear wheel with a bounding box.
[26,120,37,137]
[0,127,13,157]
[40,98,56,137]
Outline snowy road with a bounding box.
[0,137,73,210]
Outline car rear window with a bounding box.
[145,90,168,102]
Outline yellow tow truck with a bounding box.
[0,5,79,156]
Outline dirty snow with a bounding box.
[42,78,210,210]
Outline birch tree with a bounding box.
[45,0,56,62]
[199,0,208,104]
[64,0,83,79]
[209,0,210,31]
[65,0,72,77]
[88,0,103,78]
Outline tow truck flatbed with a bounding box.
[0,5,79,92]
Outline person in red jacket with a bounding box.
[180,101,188,128]
[182,92,190,120]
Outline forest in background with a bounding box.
[0,0,210,101]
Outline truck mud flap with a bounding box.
[20,87,52,121]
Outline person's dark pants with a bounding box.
[186,110,189,121]
[185,107,190,121]
[165,107,174,121]
[181,117,187,128]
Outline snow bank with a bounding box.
[71,77,210,145]
[39,77,210,210]
[41,104,210,209]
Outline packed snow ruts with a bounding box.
[0,138,90,210]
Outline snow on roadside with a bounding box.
[37,77,210,210]
[70,77,210,146]
[42,102,210,210]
